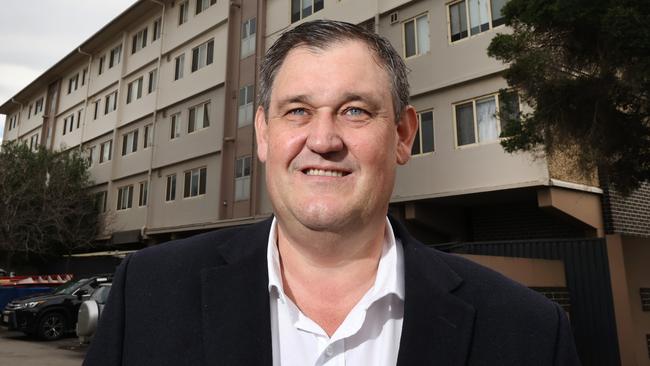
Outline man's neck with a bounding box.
[276,218,386,336]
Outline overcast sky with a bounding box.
[0,0,138,140]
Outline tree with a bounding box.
[0,142,100,269]
[488,0,650,194]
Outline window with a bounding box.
[144,124,153,148]
[98,55,105,75]
[179,1,189,25]
[448,0,506,42]
[93,100,100,120]
[126,77,144,104]
[641,288,650,311]
[138,181,148,207]
[95,191,107,213]
[77,109,82,128]
[235,156,251,201]
[68,73,79,94]
[152,18,162,42]
[166,174,177,201]
[238,85,254,127]
[8,115,18,130]
[109,44,122,68]
[63,114,75,135]
[29,134,39,151]
[34,98,44,115]
[148,69,158,94]
[188,102,210,133]
[170,113,181,139]
[132,27,148,54]
[100,140,112,163]
[454,92,519,146]
[28,105,32,119]
[87,145,98,167]
[291,0,324,23]
[241,18,256,58]
[191,39,214,72]
[117,185,134,210]
[411,110,434,155]
[183,167,207,198]
[174,54,185,80]
[196,0,216,14]
[82,68,87,85]
[404,14,429,58]
[105,91,118,114]
[121,129,139,156]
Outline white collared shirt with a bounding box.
[267,217,405,366]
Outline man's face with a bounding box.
[255,40,417,234]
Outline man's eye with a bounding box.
[344,107,367,117]
[288,108,307,116]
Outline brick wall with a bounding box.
[601,181,650,237]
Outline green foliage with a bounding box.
[488,0,650,194]
[0,141,99,267]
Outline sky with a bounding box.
[0,0,139,140]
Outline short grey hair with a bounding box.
[258,19,410,122]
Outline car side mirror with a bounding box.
[76,289,89,301]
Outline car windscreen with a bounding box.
[52,278,89,295]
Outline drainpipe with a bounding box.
[77,47,93,155]
[143,0,166,242]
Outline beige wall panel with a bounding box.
[85,134,115,185]
[109,174,148,233]
[622,236,650,366]
[393,76,548,201]
[88,40,123,97]
[120,66,158,128]
[82,88,119,143]
[379,0,411,13]
[113,117,154,179]
[379,0,506,96]
[153,88,224,169]
[58,64,89,115]
[148,154,221,230]
[162,0,228,55]
[157,26,227,109]
[124,15,162,77]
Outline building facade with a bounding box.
[2,0,648,364]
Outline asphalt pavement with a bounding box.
[0,328,86,366]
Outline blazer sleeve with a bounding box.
[553,302,582,366]
[83,254,132,366]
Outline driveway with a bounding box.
[0,328,86,366]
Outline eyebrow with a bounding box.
[275,92,383,111]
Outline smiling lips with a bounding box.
[303,168,349,177]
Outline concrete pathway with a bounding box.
[0,329,86,366]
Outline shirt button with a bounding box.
[325,346,333,357]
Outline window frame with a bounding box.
[144,124,153,148]
[109,44,122,68]
[447,0,506,44]
[234,156,252,201]
[452,91,519,148]
[291,0,324,23]
[178,1,189,25]
[183,167,207,198]
[126,77,144,104]
[402,13,430,59]
[240,18,257,59]
[116,185,134,211]
[188,101,210,133]
[152,18,162,42]
[170,113,182,140]
[238,85,254,127]
[99,140,112,163]
[165,174,177,201]
[174,54,185,80]
[196,0,217,15]
[121,129,139,156]
[131,27,148,54]
[105,91,118,115]
[148,68,158,94]
[191,39,214,72]
[138,181,148,207]
[411,109,435,156]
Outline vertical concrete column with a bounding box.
[606,233,636,366]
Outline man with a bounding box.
[85,20,580,365]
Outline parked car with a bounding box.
[1,275,112,340]
[76,283,112,344]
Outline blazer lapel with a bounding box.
[392,218,476,366]
[200,219,274,366]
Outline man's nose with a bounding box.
[305,112,344,154]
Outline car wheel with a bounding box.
[37,311,67,341]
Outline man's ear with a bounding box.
[254,106,268,163]
[396,105,418,165]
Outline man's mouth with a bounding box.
[303,168,349,177]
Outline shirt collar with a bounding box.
[266,217,405,305]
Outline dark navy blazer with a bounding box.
[84,217,581,365]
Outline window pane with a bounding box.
[416,16,429,55]
[291,0,301,22]
[404,21,416,57]
[476,97,498,142]
[184,171,191,197]
[456,102,475,146]
[191,170,199,196]
[491,0,507,27]
[302,0,313,18]
[411,128,421,155]
[469,0,489,35]
[314,0,323,12]
[199,168,206,195]
[203,103,210,127]
[207,41,214,65]
[420,111,434,153]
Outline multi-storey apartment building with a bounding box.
[2,0,649,364]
